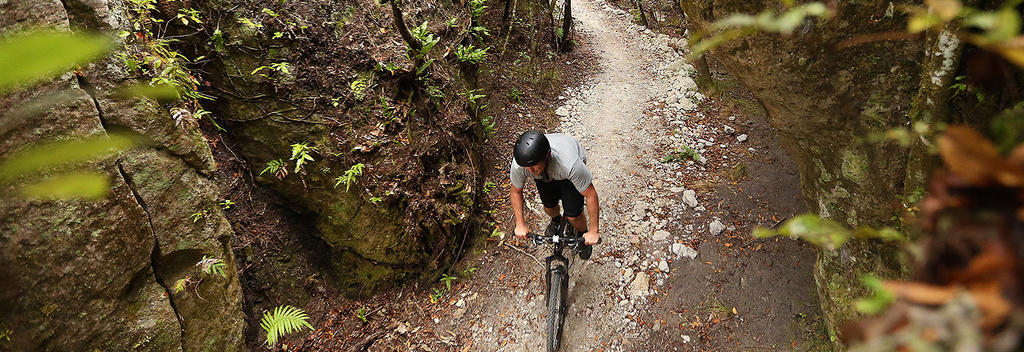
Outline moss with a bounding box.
[840,149,869,185]
[814,240,908,349]
[813,158,832,183]
[859,90,894,131]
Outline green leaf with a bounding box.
[908,12,943,33]
[172,278,188,294]
[966,7,1021,42]
[752,213,904,251]
[0,132,144,183]
[416,58,435,76]
[853,274,895,314]
[20,172,110,200]
[260,305,314,346]
[0,30,114,93]
[115,83,181,102]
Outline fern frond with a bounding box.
[260,305,314,346]
[196,255,227,278]
[172,277,188,294]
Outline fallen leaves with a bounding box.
[845,126,1023,351]
[937,126,1024,187]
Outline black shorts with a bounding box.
[535,179,585,217]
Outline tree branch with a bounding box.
[389,0,421,52]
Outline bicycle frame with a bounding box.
[544,242,572,295]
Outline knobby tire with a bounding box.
[546,265,568,352]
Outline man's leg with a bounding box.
[558,180,588,233]
[566,212,587,233]
[535,180,562,223]
[543,205,561,219]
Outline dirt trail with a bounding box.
[447,0,825,350]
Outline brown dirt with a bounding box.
[637,78,831,351]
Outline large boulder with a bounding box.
[0,0,245,350]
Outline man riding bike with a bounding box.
[510,130,601,254]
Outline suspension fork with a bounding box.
[544,245,568,300]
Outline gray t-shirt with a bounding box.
[510,133,593,192]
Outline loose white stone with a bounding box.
[653,230,670,241]
[672,243,698,259]
[737,134,748,142]
[629,272,650,298]
[682,190,698,208]
[679,76,697,91]
[710,219,726,236]
[658,259,670,273]
[679,98,696,111]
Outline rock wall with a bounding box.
[677,0,939,344]
[177,0,486,296]
[0,0,244,350]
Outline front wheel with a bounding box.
[546,264,569,352]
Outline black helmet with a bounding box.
[513,130,550,166]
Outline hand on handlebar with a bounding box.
[514,224,530,239]
[583,231,600,245]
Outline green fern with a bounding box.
[333,163,365,191]
[454,44,489,65]
[260,159,287,179]
[260,305,314,346]
[196,255,226,278]
[289,142,316,173]
[172,277,189,293]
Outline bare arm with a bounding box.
[510,185,530,237]
[580,184,600,243]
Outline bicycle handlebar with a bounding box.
[526,232,602,246]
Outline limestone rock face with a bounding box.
[184,0,484,296]
[678,0,927,344]
[0,0,244,350]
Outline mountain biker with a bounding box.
[510,130,601,251]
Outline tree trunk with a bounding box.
[903,28,963,203]
[390,0,421,52]
[559,0,572,51]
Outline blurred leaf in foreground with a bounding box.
[753,214,903,251]
[20,172,110,200]
[0,30,113,93]
[688,2,830,61]
[115,83,181,103]
[0,132,145,183]
[853,274,896,314]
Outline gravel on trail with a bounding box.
[376,0,826,350]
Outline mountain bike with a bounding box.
[527,218,600,352]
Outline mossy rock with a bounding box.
[814,240,909,347]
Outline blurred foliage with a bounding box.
[752,214,903,251]
[845,127,1023,350]
[688,2,830,60]
[19,173,111,200]
[989,102,1024,154]
[689,0,1024,71]
[0,29,156,200]
[853,274,896,315]
[114,82,181,102]
[0,132,145,199]
[0,133,143,183]
[0,30,113,93]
